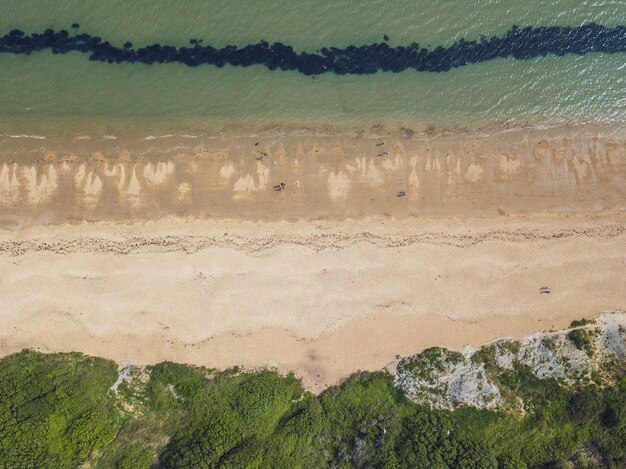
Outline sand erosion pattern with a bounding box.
[1,23,626,75]
[0,129,624,226]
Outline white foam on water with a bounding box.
[2,134,47,139]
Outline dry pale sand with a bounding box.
[0,125,624,391]
[0,216,624,391]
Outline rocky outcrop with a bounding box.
[395,311,626,411]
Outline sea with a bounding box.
[0,0,625,138]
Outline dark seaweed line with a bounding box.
[1,23,625,75]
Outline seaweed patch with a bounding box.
[0,23,624,75]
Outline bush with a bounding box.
[567,329,593,355]
[149,361,209,401]
[497,454,527,469]
[569,319,593,328]
[117,443,153,469]
[261,396,327,467]
[398,410,497,468]
[567,387,603,422]
[320,372,403,466]
[0,350,119,468]
[159,370,303,467]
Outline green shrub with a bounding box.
[569,319,594,328]
[117,443,153,469]
[497,454,527,469]
[567,387,603,422]
[0,350,118,469]
[261,396,327,467]
[320,372,403,466]
[567,329,593,355]
[149,361,209,401]
[398,410,497,468]
[159,369,303,467]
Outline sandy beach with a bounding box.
[0,124,624,391]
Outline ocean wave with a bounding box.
[144,135,174,140]
[1,134,47,139]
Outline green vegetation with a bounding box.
[0,350,119,468]
[570,319,595,328]
[397,347,463,384]
[0,349,624,468]
[567,329,594,356]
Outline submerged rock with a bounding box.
[0,23,625,75]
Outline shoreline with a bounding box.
[1,120,624,146]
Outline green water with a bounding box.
[0,0,625,135]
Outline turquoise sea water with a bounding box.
[0,0,625,136]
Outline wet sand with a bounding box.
[1,123,624,227]
[0,124,624,390]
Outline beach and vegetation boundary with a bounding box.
[0,315,624,468]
